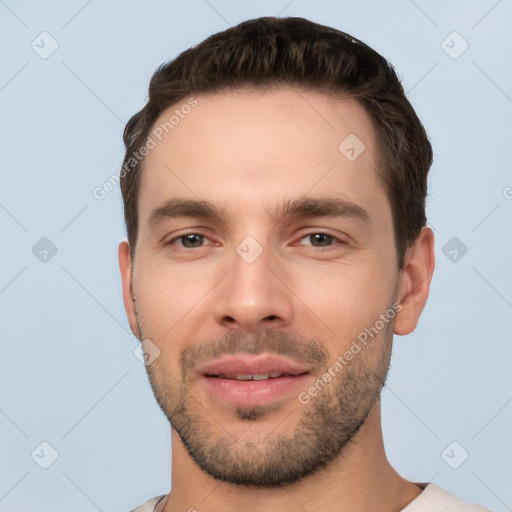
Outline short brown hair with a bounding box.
[121,16,432,269]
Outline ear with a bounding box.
[118,241,140,339]
[394,226,435,336]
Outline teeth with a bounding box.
[251,373,269,380]
[215,373,286,380]
[236,374,253,380]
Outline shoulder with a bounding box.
[129,494,167,512]
[401,483,493,511]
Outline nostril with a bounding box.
[265,315,278,321]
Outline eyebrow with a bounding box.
[273,197,370,224]
[148,198,226,227]
[148,196,370,227]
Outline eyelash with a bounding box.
[167,232,346,249]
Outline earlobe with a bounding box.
[394,227,435,336]
[118,241,140,339]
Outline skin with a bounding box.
[119,87,435,512]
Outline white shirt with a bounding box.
[129,483,493,511]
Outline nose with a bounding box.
[212,244,294,331]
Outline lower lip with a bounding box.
[201,374,310,406]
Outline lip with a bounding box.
[197,354,311,407]
[197,353,311,377]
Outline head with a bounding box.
[119,17,435,487]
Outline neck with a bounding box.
[162,402,422,512]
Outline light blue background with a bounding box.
[1,1,511,511]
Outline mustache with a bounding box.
[180,328,330,374]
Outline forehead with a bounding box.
[138,87,389,226]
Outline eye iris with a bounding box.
[182,234,204,248]
[310,233,332,246]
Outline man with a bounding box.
[118,16,491,512]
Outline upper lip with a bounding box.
[197,354,311,376]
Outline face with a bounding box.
[120,87,412,487]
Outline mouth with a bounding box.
[205,371,307,380]
[197,354,311,407]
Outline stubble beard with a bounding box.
[137,308,394,488]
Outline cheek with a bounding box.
[289,256,396,340]
[134,254,222,356]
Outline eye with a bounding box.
[298,233,340,247]
[169,233,208,248]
